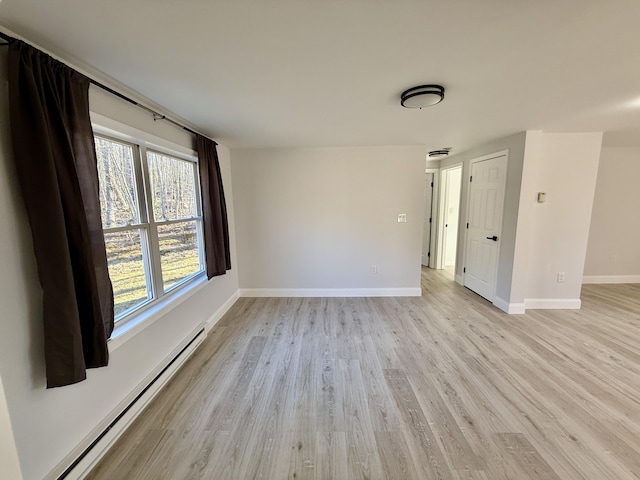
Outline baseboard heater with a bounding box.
[57,327,205,480]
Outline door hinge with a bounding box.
[430,181,434,187]
[463,267,466,273]
[466,222,469,229]
[429,217,432,223]
[427,252,430,257]
[469,175,473,182]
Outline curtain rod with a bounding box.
[0,31,215,144]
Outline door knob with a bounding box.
[486,235,498,241]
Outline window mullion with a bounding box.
[154,216,202,227]
[103,223,149,233]
[139,144,165,298]
[138,226,155,302]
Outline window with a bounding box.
[95,134,205,321]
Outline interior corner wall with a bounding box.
[583,146,640,279]
[0,48,238,480]
[516,132,603,305]
[509,130,544,305]
[439,132,527,305]
[231,146,427,293]
[0,375,22,480]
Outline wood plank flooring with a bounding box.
[87,270,640,479]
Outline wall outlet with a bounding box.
[397,213,407,223]
[557,272,565,283]
[370,265,377,274]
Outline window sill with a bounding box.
[108,274,209,352]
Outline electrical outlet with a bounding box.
[370,265,377,274]
[557,272,565,283]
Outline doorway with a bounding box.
[421,171,436,267]
[463,153,507,302]
[436,165,462,278]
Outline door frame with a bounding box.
[460,149,509,300]
[424,168,439,268]
[435,163,463,270]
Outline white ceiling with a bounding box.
[2,0,640,150]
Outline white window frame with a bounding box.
[92,119,206,329]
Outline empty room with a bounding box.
[1,1,639,479]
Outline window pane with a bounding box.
[147,151,197,222]
[95,136,140,228]
[104,229,151,318]
[158,221,202,291]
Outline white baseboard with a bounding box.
[493,296,525,314]
[205,291,239,332]
[46,325,206,480]
[582,275,640,284]
[455,274,464,286]
[524,298,581,310]
[238,287,422,297]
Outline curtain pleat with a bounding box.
[196,135,231,278]
[7,41,114,388]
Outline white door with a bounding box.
[464,155,507,301]
[421,173,434,266]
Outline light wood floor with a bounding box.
[88,270,640,479]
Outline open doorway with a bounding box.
[436,165,462,279]
[421,169,438,267]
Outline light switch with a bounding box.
[397,214,407,223]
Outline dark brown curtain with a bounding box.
[196,135,231,278]
[7,41,114,388]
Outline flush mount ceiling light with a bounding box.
[428,147,451,159]
[401,84,445,109]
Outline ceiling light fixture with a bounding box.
[401,84,445,109]
[428,148,451,159]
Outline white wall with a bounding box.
[232,146,426,294]
[0,50,239,480]
[509,130,544,306]
[0,375,22,480]
[514,132,602,307]
[583,146,640,280]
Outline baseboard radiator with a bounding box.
[56,327,205,480]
